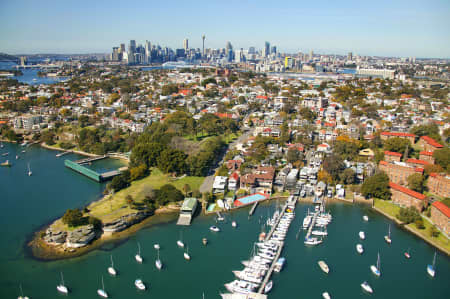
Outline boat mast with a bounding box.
[110,255,114,267]
[377,253,380,270]
[61,272,65,285]
[101,276,105,290]
[433,252,436,268]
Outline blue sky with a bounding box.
[0,0,449,58]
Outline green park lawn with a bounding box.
[374,199,450,252]
[54,168,205,227]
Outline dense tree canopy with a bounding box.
[384,137,411,155]
[433,148,450,172]
[361,172,391,200]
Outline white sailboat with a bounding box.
[232,221,237,228]
[97,276,108,298]
[363,215,369,221]
[27,163,32,176]
[56,271,69,294]
[108,255,117,276]
[154,243,160,250]
[18,283,30,299]
[427,252,437,277]
[356,244,364,254]
[360,281,373,293]
[155,248,163,270]
[359,231,365,240]
[184,246,191,260]
[370,252,381,276]
[384,224,392,244]
[177,231,185,248]
[135,242,143,263]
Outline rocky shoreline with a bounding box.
[29,207,179,261]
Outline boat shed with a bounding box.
[177,198,198,226]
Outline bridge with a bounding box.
[64,159,121,182]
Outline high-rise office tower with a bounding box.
[145,40,152,63]
[202,35,205,58]
[309,50,314,61]
[112,47,120,61]
[348,52,353,61]
[248,47,255,54]
[120,43,126,54]
[271,46,277,54]
[226,41,233,52]
[183,38,189,51]
[128,40,136,64]
[263,41,270,57]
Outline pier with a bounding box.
[56,151,72,157]
[249,202,259,216]
[64,159,121,182]
[305,212,319,239]
[75,155,107,165]
[257,241,284,294]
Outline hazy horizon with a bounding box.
[1,0,449,58]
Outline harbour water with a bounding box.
[0,61,68,85]
[0,142,449,298]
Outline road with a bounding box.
[199,127,254,194]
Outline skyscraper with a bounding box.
[202,35,205,58]
[145,40,152,64]
[128,40,136,64]
[183,38,189,51]
[348,52,353,61]
[271,46,277,54]
[112,47,120,61]
[309,50,314,61]
[263,41,270,57]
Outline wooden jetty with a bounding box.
[249,201,259,216]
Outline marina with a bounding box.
[0,143,449,298]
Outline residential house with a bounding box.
[240,166,275,195]
[228,172,240,191]
[405,158,429,169]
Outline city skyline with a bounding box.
[0,0,450,58]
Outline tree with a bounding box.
[62,209,85,227]
[433,148,450,172]
[384,137,411,154]
[430,225,440,238]
[41,130,55,145]
[423,164,444,177]
[361,172,391,200]
[286,148,302,164]
[126,195,134,207]
[318,170,332,184]
[130,164,148,181]
[397,206,421,224]
[415,218,425,229]
[155,184,184,206]
[323,154,345,182]
[411,124,441,142]
[157,148,187,174]
[108,174,130,192]
[299,107,315,122]
[341,168,356,185]
[407,173,426,193]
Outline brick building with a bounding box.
[430,201,450,236]
[417,136,443,152]
[379,161,423,185]
[384,151,402,163]
[419,151,435,164]
[405,158,429,169]
[427,173,450,198]
[389,182,427,211]
[380,132,416,144]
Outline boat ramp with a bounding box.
[249,202,258,216]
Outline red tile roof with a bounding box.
[406,158,429,166]
[384,151,402,157]
[429,172,438,178]
[381,132,416,138]
[389,182,426,200]
[419,151,434,156]
[420,136,443,148]
[379,160,388,166]
[432,201,450,218]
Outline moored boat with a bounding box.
[232,221,237,228]
[56,272,69,294]
[359,231,365,240]
[322,292,331,299]
[318,260,329,274]
[404,248,411,259]
[134,279,146,290]
[97,276,108,298]
[135,242,143,263]
[264,280,273,294]
[1,160,11,167]
[384,224,392,244]
[361,281,373,293]
[370,253,381,277]
[210,225,220,232]
[202,237,208,245]
[356,244,364,254]
[363,215,369,221]
[108,255,117,276]
[427,252,437,277]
